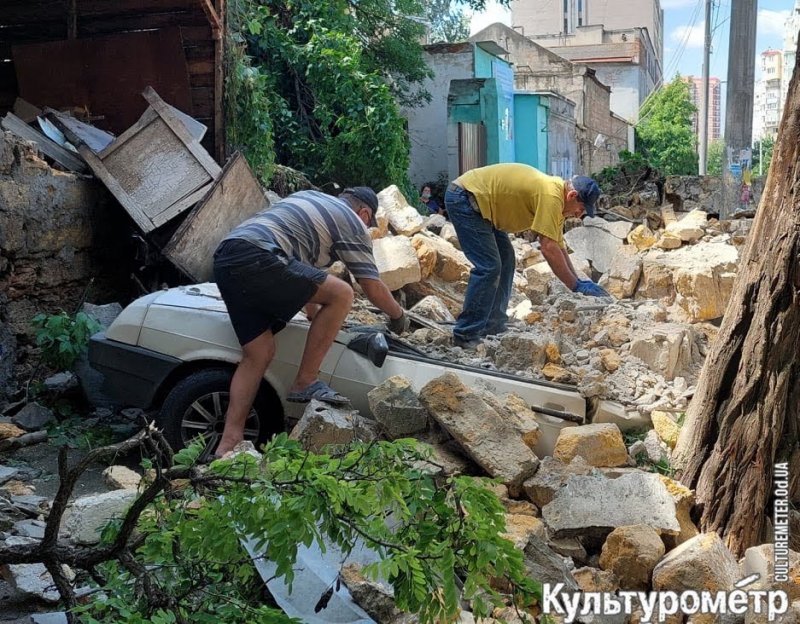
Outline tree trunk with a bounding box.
[673,42,800,557]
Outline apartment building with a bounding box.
[683,76,722,142]
[753,49,784,141]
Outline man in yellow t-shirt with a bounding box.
[444,163,609,348]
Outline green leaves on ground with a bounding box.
[31,310,101,371]
[77,435,540,623]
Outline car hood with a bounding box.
[148,283,228,312]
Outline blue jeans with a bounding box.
[444,186,516,341]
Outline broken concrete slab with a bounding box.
[552,423,628,468]
[366,375,429,439]
[61,489,138,544]
[289,400,377,453]
[376,185,424,237]
[564,218,627,274]
[418,373,539,496]
[522,455,597,508]
[542,472,680,538]
[372,236,422,291]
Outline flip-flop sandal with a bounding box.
[286,380,351,406]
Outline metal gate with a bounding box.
[458,122,486,174]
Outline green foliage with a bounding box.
[636,78,698,176]
[752,136,775,178]
[31,311,101,371]
[47,416,116,450]
[76,436,540,623]
[706,139,725,176]
[592,150,654,194]
[426,0,471,43]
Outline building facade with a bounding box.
[508,0,663,125]
[753,49,784,141]
[682,76,722,142]
[782,2,800,121]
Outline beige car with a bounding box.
[89,283,585,455]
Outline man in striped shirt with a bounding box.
[212,187,408,457]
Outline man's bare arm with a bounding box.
[539,235,578,291]
[357,278,404,319]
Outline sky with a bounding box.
[469,0,796,84]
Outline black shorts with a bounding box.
[213,239,327,345]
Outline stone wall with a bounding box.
[0,132,132,395]
[664,175,765,215]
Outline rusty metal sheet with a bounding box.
[12,27,192,135]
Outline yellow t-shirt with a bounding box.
[457,163,566,247]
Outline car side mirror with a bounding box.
[346,331,389,368]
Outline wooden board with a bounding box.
[1,112,87,172]
[74,87,221,233]
[163,152,269,282]
[12,28,192,135]
[45,108,115,153]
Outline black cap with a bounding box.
[343,187,378,227]
[571,176,601,217]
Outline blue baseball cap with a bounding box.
[571,176,601,217]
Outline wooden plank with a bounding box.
[213,0,225,162]
[187,59,214,75]
[163,153,269,282]
[1,112,87,172]
[180,25,213,42]
[77,11,206,36]
[45,108,115,153]
[13,97,41,123]
[95,108,158,158]
[190,89,213,118]
[78,145,152,232]
[189,72,214,87]
[151,182,212,228]
[142,86,220,178]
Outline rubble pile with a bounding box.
[347,184,758,420]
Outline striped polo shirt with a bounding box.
[224,190,380,280]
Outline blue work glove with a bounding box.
[575,279,612,298]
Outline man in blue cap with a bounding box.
[444,163,610,348]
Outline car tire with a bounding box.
[156,368,283,455]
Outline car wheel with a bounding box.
[157,368,282,457]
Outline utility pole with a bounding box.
[699,0,712,175]
[722,0,757,217]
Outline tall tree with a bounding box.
[751,136,775,177]
[636,78,698,175]
[706,139,725,176]
[426,0,471,43]
[673,48,800,557]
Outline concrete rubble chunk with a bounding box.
[102,465,142,490]
[419,372,539,496]
[439,222,459,248]
[503,513,546,550]
[553,423,629,468]
[376,185,424,236]
[411,233,471,283]
[564,218,626,274]
[42,372,79,393]
[599,524,665,590]
[13,518,46,539]
[367,375,429,439]
[494,333,548,371]
[289,400,377,453]
[629,323,697,381]
[0,536,65,603]
[643,430,669,463]
[423,213,447,235]
[655,231,682,250]
[409,295,455,322]
[599,245,642,299]
[523,533,579,590]
[0,465,20,484]
[627,224,658,251]
[543,472,681,538]
[372,236,421,291]
[664,208,708,242]
[11,402,55,431]
[522,455,597,508]
[592,400,651,432]
[651,411,681,449]
[652,533,740,622]
[61,489,138,545]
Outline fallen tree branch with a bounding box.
[0,430,48,452]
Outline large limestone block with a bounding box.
[419,372,539,495]
[409,295,455,322]
[522,455,597,507]
[652,533,739,617]
[553,423,628,467]
[289,400,377,452]
[564,218,627,274]
[658,476,699,548]
[494,333,549,371]
[650,411,681,448]
[411,233,471,283]
[542,472,681,538]
[599,245,642,299]
[627,224,658,251]
[61,489,138,544]
[599,525,665,590]
[664,208,707,242]
[102,465,142,490]
[629,323,697,381]
[372,236,421,291]
[367,375,429,438]
[376,185,424,236]
[403,277,466,316]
